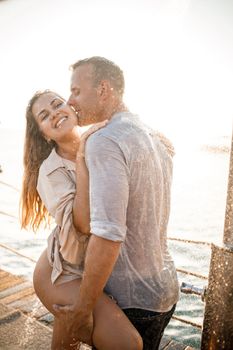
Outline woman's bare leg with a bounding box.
[33,250,143,350]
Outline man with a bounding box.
[55,56,179,349]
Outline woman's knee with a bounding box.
[128,331,143,350]
[104,331,143,350]
[116,328,143,350]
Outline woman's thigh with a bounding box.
[33,250,142,350]
[93,293,142,350]
[33,249,82,313]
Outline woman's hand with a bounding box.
[76,120,108,160]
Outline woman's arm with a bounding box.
[72,154,90,234]
[72,121,108,235]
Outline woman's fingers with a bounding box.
[77,120,108,161]
[81,120,108,140]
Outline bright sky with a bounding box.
[0,0,233,148]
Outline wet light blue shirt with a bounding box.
[86,112,179,312]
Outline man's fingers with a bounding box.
[53,304,73,314]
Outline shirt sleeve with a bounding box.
[37,166,86,264]
[86,135,129,242]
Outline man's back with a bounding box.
[86,111,179,312]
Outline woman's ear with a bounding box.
[41,133,51,143]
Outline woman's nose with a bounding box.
[50,109,60,120]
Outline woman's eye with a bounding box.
[41,114,48,121]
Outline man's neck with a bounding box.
[105,101,129,121]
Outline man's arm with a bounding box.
[53,235,121,345]
[76,235,121,311]
[76,134,128,308]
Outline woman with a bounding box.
[21,90,143,350]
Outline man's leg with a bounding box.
[123,304,176,350]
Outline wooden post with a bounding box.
[223,129,233,247]
[201,244,233,349]
[201,129,233,349]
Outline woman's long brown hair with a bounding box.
[20,91,55,231]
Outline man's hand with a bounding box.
[53,303,94,346]
[52,237,120,346]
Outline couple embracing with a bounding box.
[21,56,179,350]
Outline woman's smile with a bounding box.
[54,116,68,128]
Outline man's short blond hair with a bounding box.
[71,56,125,97]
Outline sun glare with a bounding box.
[0,0,232,151]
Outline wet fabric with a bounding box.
[86,112,179,312]
[37,148,89,284]
[123,304,176,349]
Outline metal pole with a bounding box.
[201,127,233,349]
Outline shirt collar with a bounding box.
[43,148,76,175]
[110,111,133,122]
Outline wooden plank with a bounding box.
[6,291,37,310]
[0,305,52,350]
[159,335,172,349]
[164,340,187,350]
[0,274,25,292]
[0,269,197,349]
[0,269,52,322]
[0,309,21,325]
[0,302,12,316]
[29,302,51,319]
[38,313,54,325]
[0,269,25,280]
[0,280,32,299]
[0,270,9,279]
[1,287,34,304]
[8,294,49,318]
[9,294,40,314]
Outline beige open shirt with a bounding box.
[37,148,89,284]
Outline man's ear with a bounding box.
[98,80,112,99]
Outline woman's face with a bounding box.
[32,92,79,143]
